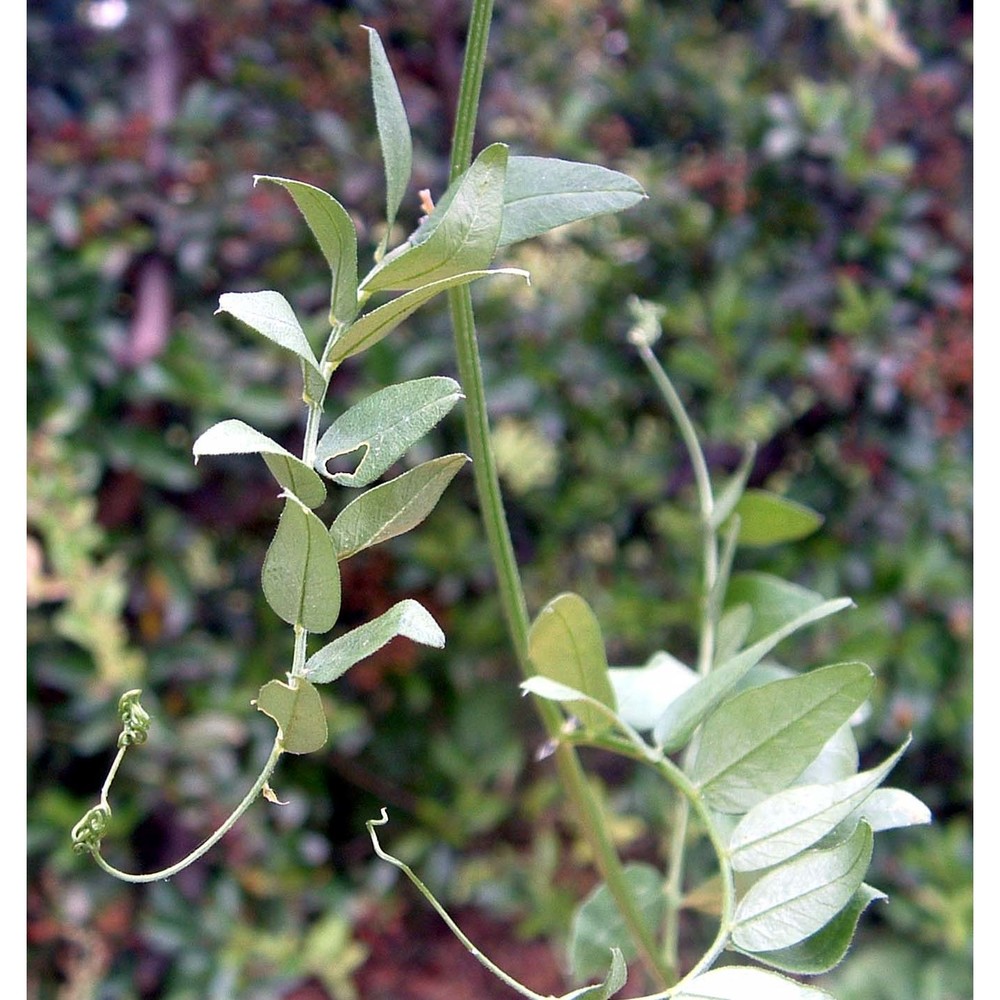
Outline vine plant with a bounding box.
[71,8,930,999]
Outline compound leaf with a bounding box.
[305,599,445,684]
[253,176,359,325]
[732,821,873,953]
[692,662,874,813]
[528,593,617,733]
[217,290,320,374]
[262,496,341,632]
[497,156,646,247]
[255,678,327,754]
[193,419,326,509]
[361,143,508,293]
[315,377,464,487]
[330,454,468,559]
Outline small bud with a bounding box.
[117,689,151,748]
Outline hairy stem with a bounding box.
[444,0,670,987]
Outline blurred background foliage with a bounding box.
[27,1,971,997]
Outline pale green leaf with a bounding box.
[568,864,665,981]
[608,651,697,732]
[731,490,824,547]
[364,26,412,233]
[255,678,328,754]
[216,290,320,373]
[558,948,627,1000]
[361,143,508,293]
[262,496,341,632]
[315,377,464,487]
[709,443,757,529]
[193,419,326,509]
[330,454,468,559]
[253,176,359,325]
[850,787,932,832]
[527,593,617,733]
[728,742,909,871]
[794,723,860,786]
[305,599,445,684]
[325,268,528,366]
[732,821,873,952]
[737,883,886,975]
[673,966,835,999]
[692,662,874,813]
[496,156,646,247]
[726,572,827,647]
[653,597,854,751]
[714,603,753,666]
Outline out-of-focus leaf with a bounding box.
[728,742,909,871]
[315,377,464,487]
[673,966,835,999]
[608,651,697,732]
[709,443,757,529]
[254,176,359,325]
[330,454,468,559]
[496,156,646,247]
[738,884,886,975]
[262,496,341,632]
[558,948,627,1000]
[216,290,321,374]
[654,598,854,751]
[361,143,508,292]
[364,25,412,234]
[725,573,827,646]
[527,592,617,732]
[193,418,326,508]
[692,662,874,813]
[732,821,873,953]
[325,268,528,366]
[255,678,327,754]
[305,599,445,684]
[714,603,753,665]
[730,490,824,547]
[568,864,665,981]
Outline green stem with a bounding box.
[633,339,721,981]
[91,736,284,884]
[445,0,670,988]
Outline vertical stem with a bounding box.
[633,340,720,979]
[445,0,670,987]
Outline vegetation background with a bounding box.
[27,1,971,998]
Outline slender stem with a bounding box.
[100,746,128,806]
[444,0,670,987]
[91,736,284,884]
[633,339,722,980]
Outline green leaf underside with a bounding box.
[254,176,359,325]
[217,290,320,373]
[325,268,528,366]
[362,143,508,292]
[856,787,931,832]
[692,662,874,813]
[255,678,328,754]
[365,26,412,233]
[568,863,665,981]
[558,948,627,1000]
[330,454,468,560]
[673,966,835,999]
[794,723,859,786]
[527,593,617,732]
[731,490,824,547]
[497,156,646,246]
[728,741,909,871]
[738,883,886,975]
[314,377,463,487]
[732,821,873,953]
[193,419,326,508]
[654,597,853,751]
[304,599,445,684]
[608,651,698,732]
[262,498,341,632]
[725,573,827,647]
